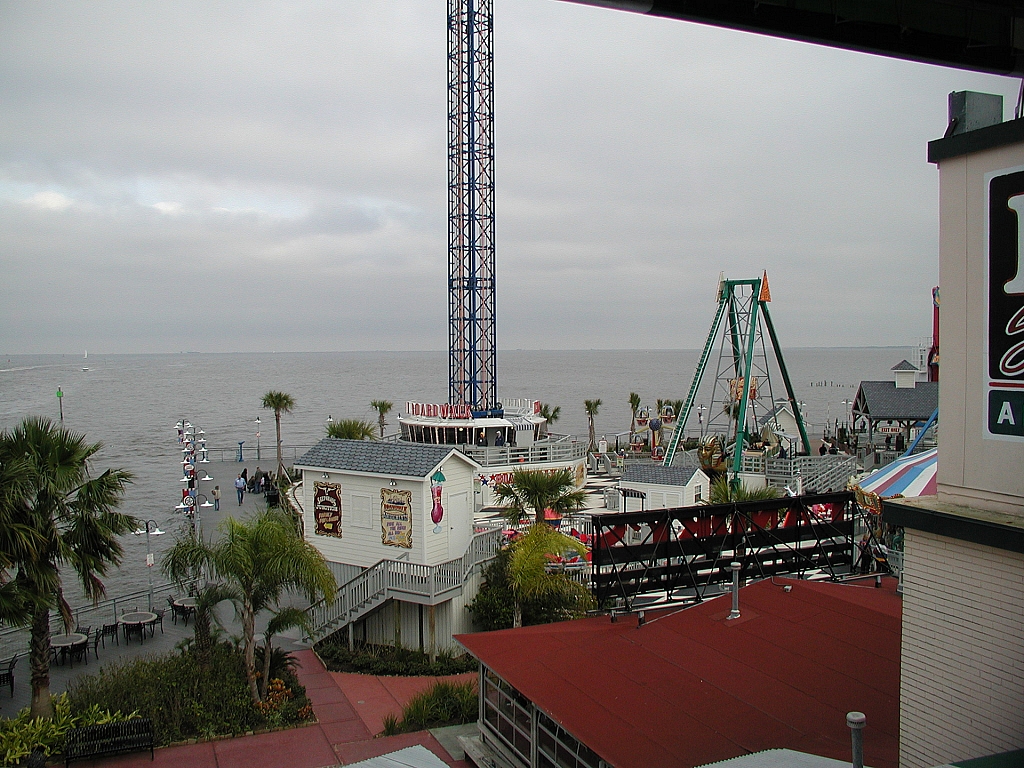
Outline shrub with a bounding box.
[66,643,313,745]
[0,693,133,766]
[380,680,477,736]
[314,641,477,677]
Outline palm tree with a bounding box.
[628,392,641,438]
[707,476,780,503]
[261,391,295,482]
[0,417,134,719]
[507,524,592,628]
[259,606,312,698]
[584,399,602,452]
[538,403,561,426]
[325,419,377,441]
[369,400,393,439]
[0,453,43,627]
[162,508,335,704]
[491,468,587,527]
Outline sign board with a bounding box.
[380,488,413,548]
[986,167,1024,441]
[313,481,343,538]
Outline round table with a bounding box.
[119,612,157,642]
[51,633,87,665]
[173,597,196,625]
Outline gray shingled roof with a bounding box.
[295,438,475,478]
[854,381,938,421]
[891,359,920,371]
[620,464,701,486]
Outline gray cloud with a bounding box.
[0,0,1016,353]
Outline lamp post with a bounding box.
[697,403,706,438]
[255,417,261,461]
[133,520,165,612]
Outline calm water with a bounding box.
[0,347,913,601]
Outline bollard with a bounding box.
[847,711,866,768]
[726,562,742,620]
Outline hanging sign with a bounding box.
[313,481,343,538]
[380,489,413,548]
[430,469,445,534]
[986,166,1024,440]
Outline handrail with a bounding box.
[306,528,503,640]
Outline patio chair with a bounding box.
[91,628,103,659]
[100,622,119,647]
[0,655,17,698]
[69,638,89,667]
[151,609,165,635]
[75,625,91,639]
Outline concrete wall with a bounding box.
[936,145,1024,514]
[899,529,1024,767]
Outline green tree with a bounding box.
[161,508,335,704]
[491,468,587,527]
[0,453,43,627]
[261,391,295,482]
[0,417,134,719]
[506,525,592,628]
[325,419,377,441]
[628,392,641,438]
[584,399,602,452]
[538,403,560,427]
[369,400,394,439]
[707,476,781,504]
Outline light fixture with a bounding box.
[389,479,397,487]
[322,472,330,479]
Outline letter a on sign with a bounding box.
[998,400,1016,425]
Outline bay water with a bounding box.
[0,347,914,602]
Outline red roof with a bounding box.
[456,577,900,768]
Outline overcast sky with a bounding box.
[1,1,1019,354]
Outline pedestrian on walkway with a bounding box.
[234,475,245,506]
[212,485,221,511]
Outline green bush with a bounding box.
[0,693,133,766]
[380,680,477,736]
[66,643,312,746]
[314,641,477,677]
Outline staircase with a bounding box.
[305,528,503,642]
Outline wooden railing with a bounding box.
[306,528,503,641]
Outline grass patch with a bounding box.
[379,680,477,736]
[315,641,477,677]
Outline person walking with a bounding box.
[212,485,221,511]
[234,475,245,506]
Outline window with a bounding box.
[694,485,702,502]
[482,670,532,764]
[537,711,602,768]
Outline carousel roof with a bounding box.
[859,449,937,498]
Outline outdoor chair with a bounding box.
[91,629,103,659]
[0,655,17,698]
[100,622,118,648]
[152,609,165,635]
[69,638,88,667]
[75,625,91,639]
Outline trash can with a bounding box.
[266,487,280,507]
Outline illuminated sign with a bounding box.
[405,402,473,419]
[986,167,1024,440]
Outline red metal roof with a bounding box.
[456,577,900,768]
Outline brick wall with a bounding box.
[900,529,1024,767]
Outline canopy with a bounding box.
[859,448,937,498]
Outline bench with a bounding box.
[64,718,154,766]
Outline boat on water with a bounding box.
[396,398,588,509]
[82,350,90,371]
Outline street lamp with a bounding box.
[132,521,165,612]
[697,404,706,437]
[255,417,261,461]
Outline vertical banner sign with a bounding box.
[313,481,343,538]
[380,489,413,548]
[987,168,1024,441]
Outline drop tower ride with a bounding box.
[448,0,496,412]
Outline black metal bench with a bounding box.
[64,718,154,766]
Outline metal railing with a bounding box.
[306,527,503,641]
[459,441,587,467]
[192,445,318,464]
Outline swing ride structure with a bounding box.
[663,272,812,473]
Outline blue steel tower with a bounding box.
[448,0,496,411]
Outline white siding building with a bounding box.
[294,439,500,654]
[617,464,711,512]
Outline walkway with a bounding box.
[65,650,474,768]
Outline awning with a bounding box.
[507,416,536,431]
[859,448,937,498]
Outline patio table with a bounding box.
[51,633,87,666]
[119,612,156,643]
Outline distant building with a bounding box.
[851,360,938,448]
[617,464,711,511]
[457,577,901,768]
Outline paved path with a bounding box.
[62,650,474,768]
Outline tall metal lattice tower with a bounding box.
[448,0,496,410]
